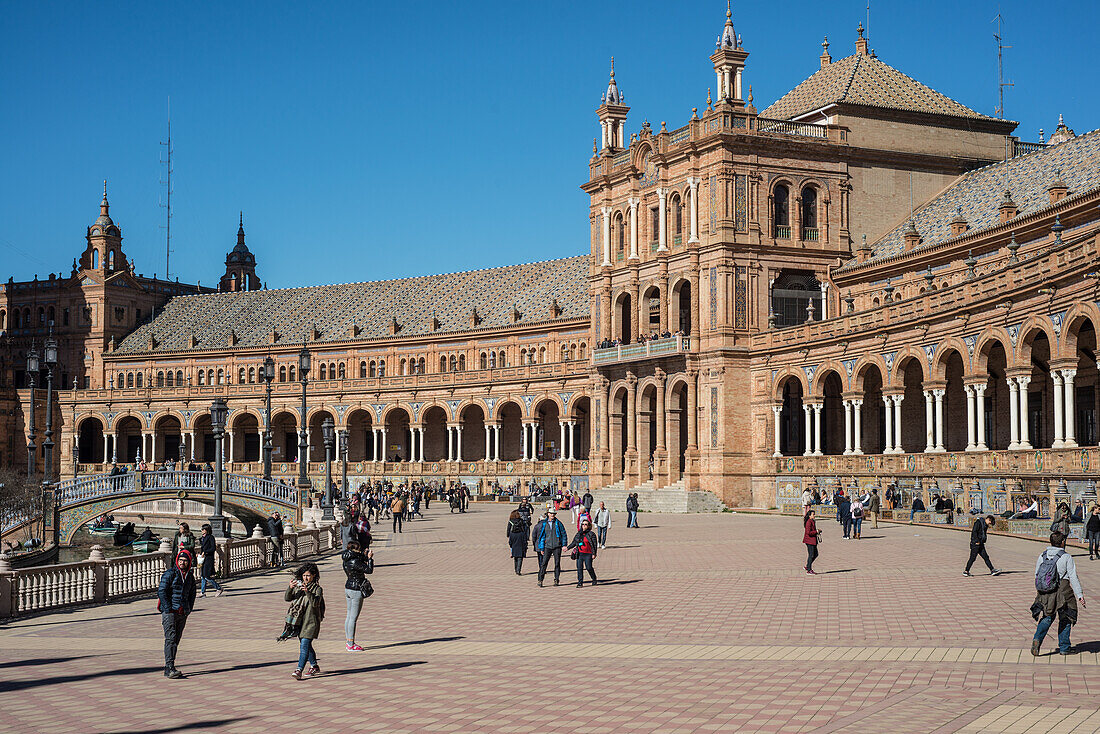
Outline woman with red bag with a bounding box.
[566,518,599,587]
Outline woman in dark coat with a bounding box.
[837,495,852,539]
[803,510,820,574]
[565,518,599,587]
[198,523,223,597]
[507,510,528,575]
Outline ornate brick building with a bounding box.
[4,11,1097,509]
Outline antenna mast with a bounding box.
[993,13,1013,119]
[159,97,173,280]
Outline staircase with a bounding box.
[588,481,726,513]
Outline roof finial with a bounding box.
[857,21,864,39]
[610,55,615,79]
[727,0,732,21]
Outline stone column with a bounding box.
[1017,377,1032,449]
[852,400,863,455]
[626,379,637,452]
[820,282,829,320]
[923,390,935,452]
[933,389,945,452]
[631,281,641,344]
[1007,379,1020,449]
[974,384,988,451]
[802,404,813,457]
[418,428,426,463]
[494,425,501,462]
[892,395,904,453]
[657,188,668,252]
[484,425,491,461]
[687,371,698,449]
[1052,371,1065,448]
[102,433,109,463]
[380,427,387,462]
[558,420,566,461]
[112,433,118,463]
[628,197,639,260]
[601,380,611,453]
[1062,369,1077,447]
[456,426,463,463]
[772,405,782,457]
[656,378,667,453]
[812,403,823,456]
[842,400,853,455]
[882,396,894,453]
[964,386,977,451]
[568,421,576,461]
[688,177,700,243]
[601,207,612,267]
[521,422,528,461]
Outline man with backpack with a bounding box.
[963,515,1001,577]
[1031,531,1086,656]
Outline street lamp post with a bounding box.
[42,334,57,485]
[262,356,275,481]
[26,345,39,481]
[209,398,229,538]
[297,347,311,496]
[322,417,335,522]
[338,428,348,505]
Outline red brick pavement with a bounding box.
[1,506,1098,733]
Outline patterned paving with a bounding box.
[1,508,1098,733]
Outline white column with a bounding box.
[933,389,945,452]
[923,390,935,453]
[772,405,782,457]
[802,405,813,457]
[380,428,387,461]
[558,420,565,461]
[1052,371,1065,448]
[102,433,109,463]
[494,425,501,462]
[418,428,425,463]
[601,207,612,267]
[892,395,904,452]
[657,188,668,252]
[521,422,528,461]
[820,283,829,320]
[974,384,988,451]
[600,120,608,149]
[852,400,863,455]
[1007,379,1020,449]
[812,403,823,456]
[964,386,977,451]
[112,434,118,463]
[628,198,639,260]
[1017,377,1032,449]
[688,178,700,243]
[484,425,491,461]
[842,400,853,455]
[456,426,463,463]
[568,421,577,460]
[1063,369,1077,447]
[883,396,894,453]
[190,432,196,461]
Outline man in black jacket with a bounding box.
[964,515,1002,577]
[266,512,285,567]
[158,550,197,679]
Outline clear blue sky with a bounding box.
[2,1,1096,288]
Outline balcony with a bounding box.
[801,227,819,242]
[593,335,691,366]
[773,225,791,239]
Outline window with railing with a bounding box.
[773,184,790,239]
[801,227,819,241]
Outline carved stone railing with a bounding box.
[593,335,692,366]
[55,471,297,508]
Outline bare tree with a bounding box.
[0,468,46,546]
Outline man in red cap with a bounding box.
[157,549,197,678]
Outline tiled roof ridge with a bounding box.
[165,253,590,300]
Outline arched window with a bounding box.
[458,355,465,371]
[338,363,346,379]
[107,250,115,270]
[498,350,506,368]
[369,361,377,378]
[319,364,327,380]
[378,360,386,377]
[279,365,287,382]
[488,351,496,368]
[92,250,99,269]
[400,359,407,376]
[157,371,165,387]
[217,369,225,385]
[166,371,174,387]
[418,357,426,373]
[236,368,244,384]
[288,365,295,382]
[770,270,822,327]
[440,356,447,372]
[671,194,683,245]
[23,308,30,327]
[615,213,626,261]
[198,370,206,386]
[207,369,215,385]
[520,348,527,364]
[449,355,457,371]
[561,344,569,361]
[135,373,143,388]
[248,367,256,383]
[773,184,790,238]
[579,342,587,359]
[359,361,367,378]
[329,362,336,379]
[47,306,55,325]
[800,186,818,241]
[539,346,546,363]
[569,344,577,360]
[176,370,184,385]
[38,307,45,325]
[126,372,134,388]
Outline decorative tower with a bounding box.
[219,212,261,292]
[710,1,749,107]
[596,57,629,151]
[80,181,127,274]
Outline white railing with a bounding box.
[53,471,296,508]
[106,552,169,599]
[228,475,297,503]
[593,335,692,365]
[756,117,828,138]
[56,474,136,506]
[12,560,98,614]
[227,538,267,575]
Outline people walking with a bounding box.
[173,522,196,557]
[1087,504,1100,561]
[285,562,326,678]
[582,490,594,512]
[157,549,197,679]
[266,511,285,567]
[391,494,405,533]
[803,509,820,574]
[593,501,611,549]
[197,524,224,597]
[566,518,599,587]
[507,509,528,575]
[963,515,1002,576]
[342,540,373,652]
[1030,531,1086,656]
[532,508,568,587]
[850,496,864,540]
[837,493,852,539]
[867,489,881,529]
[1051,502,1071,538]
[626,493,639,528]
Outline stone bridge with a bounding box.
[52,471,302,544]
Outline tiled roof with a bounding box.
[843,128,1100,269]
[761,51,999,123]
[115,255,590,354]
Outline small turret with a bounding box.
[219,212,261,292]
[596,57,629,151]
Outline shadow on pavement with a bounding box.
[102,718,252,734]
[322,660,426,677]
[820,569,856,574]
[590,579,641,586]
[185,660,287,677]
[374,562,416,568]
[0,655,102,669]
[365,636,465,651]
[1072,640,1100,654]
[0,665,165,692]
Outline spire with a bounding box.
[820,35,831,68]
[603,56,622,105]
[237,211,245,245]
[855,22,869,56]
[719,0,737,49]
[95,179,114,226]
